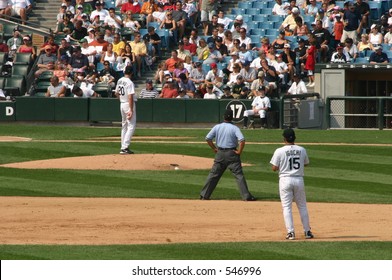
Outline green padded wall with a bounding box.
[152,99,186,123]
[185,99,220,123]
[89,98,121,121]
[137,99,153,122]
[15,97,55,121]
[55,98,89,121]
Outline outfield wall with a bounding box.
[0,98,280,124]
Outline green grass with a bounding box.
[1,124,392,259]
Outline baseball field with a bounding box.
[0,124,392,260]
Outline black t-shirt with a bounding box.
[72,27,88,40]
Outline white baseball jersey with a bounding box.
[251,95,271,118]
[270,144,309,178]
[116,77,136,103]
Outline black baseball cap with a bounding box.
[146,79,153,84]
[224,109,234,121]
[283,128,296,142]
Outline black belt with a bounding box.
[218,147,237,151]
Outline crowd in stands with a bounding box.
[2,0,392,99]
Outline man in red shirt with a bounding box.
[0,35,9,53]
[159,80,178,98]
[121,0,141,14]
[182,35,197,56]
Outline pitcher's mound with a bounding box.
[1,154,222,171]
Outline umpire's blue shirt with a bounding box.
[206,122,245,148]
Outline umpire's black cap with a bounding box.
[224,109,234,121]
[283,128,296,142]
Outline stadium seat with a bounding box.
[155,29,170,49]
[354,57,369,64]
[0,52,7,65]
[368,1,382,20]
[252,14,268,22]
[259,21,274,30]
[4,76,26,96]
[252,1,267,9]
[13,53,32,65]
[250,28,266,36]
[268,14,283,22]
[245,8,260,16]
[250,35,262,43]
[93,82,112,97]
[1,23,17,41]
[11,64,29,78]
[238,2,252,10]
[0,77,5,89]
[231,8,246,15]
[147,22,160,30]
[261,8,273,16]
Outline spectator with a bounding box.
[123,11,141,34]
[251,70,270,98]
[165,50,182,73]
[152,3,166,24]
[72,84,99,98]
[196,38,209,61]
[238,28,251,50]
[182,36,196,56]
[84,28,96,43]
[357,33,373,52]
[332,13,344,48]
[273,0,290,16]
[294,38,307,75]
[305,0,318,16]
[369,24,383,48]
[35,45,57,78]
[8,0,32,25]
[112,33,125,56]
[341,1,361,44]
[91,14,104,30]
[250,49,267,70]
[189,28,201,45]
[172,1,187,39]
[230,15,248,33]
[139,79,159,98]
[105,8,123,30]
[238,43,253,64]
[206,27,219,45]
[70,20,88,42]
[81,14,91,29]
[57,4,67,24]
[203,84,218,99]
[315,8,330,30]
[73,4,84,23]
[64,0,75,15]
[173,61,188,81]
[272,30,289,51]
[154,61,167,84]
[227,63,241,87]
[184,56,194,73]
[330,42,349,63]
[177,88,190,98]
[260,58,278,95]
[129,32,146,77]
[89,32,109,60]
[119,43,135,69]
[231,22,241,39]
[80,38,96,68]
[16,35,36,60]
[68,46,89,74]
[121,0,141,15]
[305,36,316,87]
[287,73,307,95]
[384,25,392,44]
[77,0,93,16]
[55,15,75,35]
[100,43,117,66]
[240,60,257,85]
[369,46,389,64]
[217,10,232,30]
[203,42,222,65]
[182,0,197,27]
[238,85,250,99]
[141,0,157,26]
[343,37,358,62]
[205,14,219,36]
[90,2,109,22]
[205,62,223,88]
[178,72,196,97]
[45,76,66,98]
[311,19,331,62]
[280,7,303,31]
[0,35,9,53]
[231,75,245,97]
[160,80,178,98]
[189,61,206,87]
[354,0,370,31]
[273,53,289,87]
[160,11,177,47]
[177,40,191,60]
[200,0,217,30]
[293,16,309,36]
[99,61,117,88]
[7,28,22,57]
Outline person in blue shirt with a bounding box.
[200,109,256,201]
[369,46,389,64]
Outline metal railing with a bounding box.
[326,96,392,130]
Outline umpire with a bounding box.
[200,109,256,201]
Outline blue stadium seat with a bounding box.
[266,29,279,36]
[268,14,283,22]
[250,29,265,36]
[354,57,369,64]
[231,8,246,15]
[368,1,382,20]
[245,8,260,16]
[259,21,274,30]
[261,8,273,15]
[202,64,210,73]
[250,35,262,43]
[252,1,267,9]
[238,2,253,10]
[252,14,268,22]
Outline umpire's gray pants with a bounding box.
[200,150,252,200]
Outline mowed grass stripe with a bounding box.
[1,242,392,260]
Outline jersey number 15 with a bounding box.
[289,157,300,170]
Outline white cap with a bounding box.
[284,43,291,48]
[371,24,377,29]
[291,7,299,14]
[235,15,243,20]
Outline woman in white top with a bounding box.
[101,43,117,65]
[227,63,241,87]
[369,24,383,47]
[123,12,141,33]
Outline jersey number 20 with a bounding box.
[289,157,300,170]
[118,86,126,96]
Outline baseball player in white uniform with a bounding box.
[115,66,137,154]
[270,128,314,240]
[242,86,270,129]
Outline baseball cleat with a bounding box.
[244,196,257,201]
[286,232,295,240]
[305,230,314,239]
[120,148,134,154]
